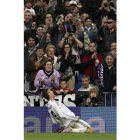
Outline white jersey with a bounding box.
[47,100,78,127]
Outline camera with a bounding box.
[104,3,108,7]
[69,33,73,36]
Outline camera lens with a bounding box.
[104,3,108,7]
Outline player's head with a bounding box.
[60,80,67,89]
[42,89,55,100]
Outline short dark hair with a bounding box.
[36,46,44,52]
[28,36,35,41]
[85,17,92,22]
[43,0,49,4]
[105,53,114,59]
[60,79,67,83]
[45,59,53,66]
[42,89,49,100]
[81,75,90,80]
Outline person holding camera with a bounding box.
[59,32,83,72]
[80,87,104,107]
[95,0,116,24]
[98,19,116,54]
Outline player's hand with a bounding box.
[77,116,81,122]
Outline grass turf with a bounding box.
[24,133,116,140]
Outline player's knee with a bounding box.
[88,127,94,133]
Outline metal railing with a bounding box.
[101,92,116,106]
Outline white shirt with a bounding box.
[25,7,36,16]
[47,100,78,127]
[78,84,99,91]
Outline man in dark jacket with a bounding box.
[98,19,116,54]
[24,36,37,76]
[97,53,116,106]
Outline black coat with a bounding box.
[59,54,76,74]
[100,63,116,92]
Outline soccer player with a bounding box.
[42,89,94,133]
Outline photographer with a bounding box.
[98,19,116,54]
[80,87,104,107]
[95,0,116,24]
[59,32,83,72]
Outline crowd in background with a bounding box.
[24,0,117,106]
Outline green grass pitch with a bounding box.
[24,133,116,140]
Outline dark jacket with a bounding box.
[24,46,37,72]
[26,56,49,82]
[98,27,116,52]
[59,54,76,74]
[81,97,104,107]
[97,62,116,92]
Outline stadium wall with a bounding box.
[24,107,116,133]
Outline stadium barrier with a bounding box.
[101,92,116,106]
[24,107,116,133]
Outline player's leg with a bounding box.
[78,119,94,133]
[62,120,94,133]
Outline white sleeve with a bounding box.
[54,102,78,121]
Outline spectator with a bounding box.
[53,79,75,94]
[45,32,52,46]
[78,17,98,44]
[97,53,116,106]
[59,43,76,89]
[24,36,37,75]
[59,32,83,72]
[45,13,59,39]
[78,75,98,91]
[24,1,36,21]
[44,45,59,70]
[34,60,60,90]
[95,0,116,23]
[109,42,116,67]
[34,0,56,25]
[80,87,104,107]
[98,19,116,54]
[34,26,46,48]
[51,23,65,56]
[81,13,89,25]
[26,47,48,90]
[81,0,99,22]
[82,42,103,86]
[24,11,32,30]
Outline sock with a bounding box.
[71,127,88,133]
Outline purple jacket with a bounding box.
[34,69,60,89]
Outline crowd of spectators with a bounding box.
[24,0,117,106]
